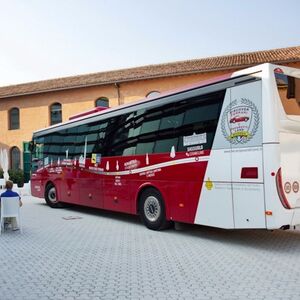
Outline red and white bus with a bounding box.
[30,63,300,230]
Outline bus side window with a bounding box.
[74,124,88,157]
[103,113,135,157]
[64,127,78,158]
[153,103,180,154]
[134,108,157,155]
[85,123,101,157]
[135,102,178,155]
[176,90,225,152]
[92,121,108,154]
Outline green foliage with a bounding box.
[8,169,24,187]
[0,168,25,187]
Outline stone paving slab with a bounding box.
[0,196,300,299]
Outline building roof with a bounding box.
[1,45,300,99]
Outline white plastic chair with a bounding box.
[0,197,22,234]
[0,178,5,189]
[13,184,19,192]
[20,182,31,196]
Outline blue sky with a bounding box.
[0,0,300,86]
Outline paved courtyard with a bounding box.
[1,196,300,300]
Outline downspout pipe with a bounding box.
[115,83,121,105]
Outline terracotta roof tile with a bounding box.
[1,45,300,98]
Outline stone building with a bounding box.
[0,45,300,172]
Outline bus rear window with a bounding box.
[274,70,300,116]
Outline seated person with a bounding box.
[0,180,22,231]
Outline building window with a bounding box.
[50,102,62,125]
[95,97,109,107]
[9,107,20,130]
[146,91,160,99]
[10,146,21,170]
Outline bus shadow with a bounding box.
[38,202,142,226]
[173,222,300,252]
[36,201,300,252]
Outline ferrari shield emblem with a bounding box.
[221,98,259,144]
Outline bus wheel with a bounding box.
[139,188,171,230]
[45,184,64,208]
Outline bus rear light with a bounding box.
[275,168,291,209]
[292,181,299,193]
[284,182,291,194]
[241,167,258,179]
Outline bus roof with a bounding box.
[33,63,272,136]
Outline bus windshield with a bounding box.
[274,70,300,116]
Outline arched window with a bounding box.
[50,102,62,125]
[95,97,109,108]
[146,91,160,99]
[10,147,20,170]
[9,107,20,130]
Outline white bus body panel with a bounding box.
[195,63,300,229]
[195,149,234,228]
[230,81,265,229]
[279,132,300,208]
[195,80,266,228]
[264,65,300,228]
[194,89,234,228]
[231,147,265,228]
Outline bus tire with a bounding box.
[45,183,64,208]
[139,188,171,230]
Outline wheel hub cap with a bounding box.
[144,196,161,222]
[48,187,57,203]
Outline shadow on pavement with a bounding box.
[172,222,300,252]
[35,200,141,226]
[35,200,300,251]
